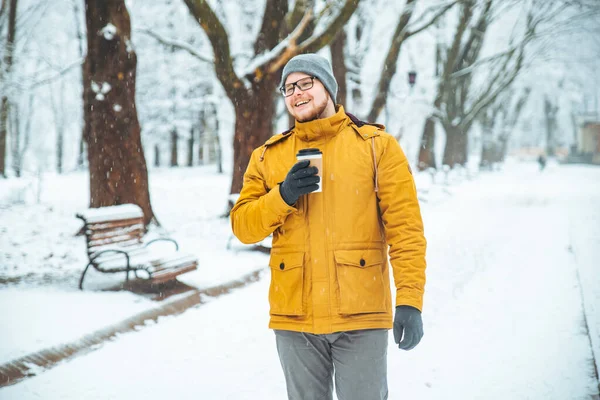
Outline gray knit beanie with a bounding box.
[280,54,338,102]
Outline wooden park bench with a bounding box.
[76,204,198,290]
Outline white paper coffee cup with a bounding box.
[296,148,323,193]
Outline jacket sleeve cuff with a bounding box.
[263,184,298,221]
[395,290,423,312]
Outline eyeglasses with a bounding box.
[280,76,316,97]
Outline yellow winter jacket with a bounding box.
[230,106,426,334]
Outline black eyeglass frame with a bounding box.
[280,76,317,97]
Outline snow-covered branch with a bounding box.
[135,28,214,64]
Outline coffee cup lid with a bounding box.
[297,148,322,156]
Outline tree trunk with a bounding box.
[0,0,18,178]
[154,144,160,167]
[442,125,468,167]
[50,81,65,174]
[170,128,178,166]
[77,136,85,169]
[187,126,194,167]
[83,0,155,226]
[0,97,9,177]
[9,102,19,176]
[418,117,437,170]
[544,96,557,156]
[11,94,33,177]
[56,125,64,174]
[72,0,86,171]
[230,77,278,194]
[330,29,347,107]
[215,116,222,174]
[480,142,495,169]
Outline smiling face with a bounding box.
[283,72,336,123]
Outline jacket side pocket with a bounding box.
[268,252,305,316]
[335,249,387,315]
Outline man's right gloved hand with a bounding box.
[279,160,320,206]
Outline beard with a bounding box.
[294,96,329,123]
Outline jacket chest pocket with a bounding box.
[334,249,387,315]
[268,252,305,316]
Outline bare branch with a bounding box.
[265,8,314,74]
[0,0,6,32]
[284,0,311,36]
[406,0,458,38]
[298,0,360,54]
[25,57,83,90]
[135,28,214,64]
[450,44,518,79]
[254,0,288,55]
[183,0,245,100]
[462,42,525,131]
[366,0,417,121]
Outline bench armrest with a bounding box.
[90,249,131,268]
[144,238,179,251]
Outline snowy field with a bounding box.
[1,159,599,399]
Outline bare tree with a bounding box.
[419,0,474,170]
[420,0,573,168]
[0,0,17,178]
[49,79,66,174]
[83,0,156,225]
[479,87,530,168]
[71,0,86,170]
[440,0,494,166]
[366,0,456,122]
[543,93,559,156]
[181,0,360,195]
[187,125,194,167]
[170,126,178,167]
[9,93,33,177]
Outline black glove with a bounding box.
[279,160,320,206]
[393,305,423,351]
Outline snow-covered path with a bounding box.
[2,162,599,400]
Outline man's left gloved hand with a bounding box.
[393,305,423,351]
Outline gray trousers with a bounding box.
[274,329,388,400]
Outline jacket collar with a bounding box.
[293,105,350,142]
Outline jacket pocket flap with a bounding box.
[334,249,383,268]
[269,252,304,271]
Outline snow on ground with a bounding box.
[0,165,269,363]
[1,160,599,399]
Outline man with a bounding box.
[230,53,426,400]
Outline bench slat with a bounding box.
[88,238,143,256]
[88,234,142,249]
[148,253,198,273]
[86,218,144,231]
[87,224,144,242]
[151,263,198,283]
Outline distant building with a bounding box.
[579,122,600,163]
[568,121,600,165]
